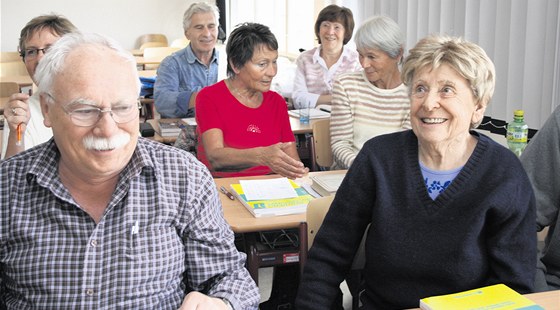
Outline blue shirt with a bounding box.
[154,44,219,118]
[0,138,259,309]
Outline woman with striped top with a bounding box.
[330,16,411,169]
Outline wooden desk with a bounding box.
[216,170,346,284]
[146,116,320,146]
[289,115,315,134]
[138,69,157,78]
[1,75,33,91]
[215,170,345,233]
[135,56,161,70]
[146,118,178,144]
[0,96,9,114]
[408,290,560,309]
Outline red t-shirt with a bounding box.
[196,80,295,178]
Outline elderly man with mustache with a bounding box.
[0,32,259,310]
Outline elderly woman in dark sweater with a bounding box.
[296,34,536,309]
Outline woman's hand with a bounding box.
[178,291,230,310]
[258,142,309,179]
[5,93,31,132]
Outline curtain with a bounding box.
[344,0,560,129]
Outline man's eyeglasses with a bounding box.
[20,47,50,61]
[48,94,141,127]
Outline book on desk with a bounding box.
[310,172,345,197]
[158,119,183,137]
[229,179,314,217]
[288,108,330,119]
[419,284,544,310]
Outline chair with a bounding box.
[170,37,190,48]
[0,61,29,77]
[1,52,22,63]
[0,82,20,97]
[135,33,168,49]
[310,118,333,170]
[299,195,365,310]
[142,47,179,70]
[138,41,168,51]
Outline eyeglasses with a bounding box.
[20,47,50,61]
[48,94,140,127]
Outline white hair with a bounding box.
[35,32,141,102]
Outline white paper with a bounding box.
[240,178,298,200]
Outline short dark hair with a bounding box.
[314,5,355,45]
[226,22,278,77]
[19,14,77,57]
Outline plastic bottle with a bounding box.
[506,109,529,157]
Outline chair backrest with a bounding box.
[1,52,22,63]
[306,195,335,249]
[139,41,168,51]
[0,82,20,97]
[312,118,333,168]
[0,61,29,77]
[170,38,190,48]
[143,47,180,61]
[136,33,168,49]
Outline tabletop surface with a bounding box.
[215,170,346,233]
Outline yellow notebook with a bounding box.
[230,180,313,217]
[419,284,544,310]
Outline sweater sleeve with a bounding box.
[330,77,358,168]
[520,106,560,291]
[296,148,375,308]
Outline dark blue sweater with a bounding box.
[296,130,536,309]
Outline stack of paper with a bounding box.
[288,109,330,119]
[310,172,345,197]
[229,178,314,217]
[158,119,183,137]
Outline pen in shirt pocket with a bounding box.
[130,220,139,249]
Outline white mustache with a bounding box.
[83,133,131,151]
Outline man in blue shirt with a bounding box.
[154,2,221,118]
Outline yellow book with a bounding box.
[230,180,314,218]
[419,284,544,310]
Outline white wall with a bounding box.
[0,0,204,52]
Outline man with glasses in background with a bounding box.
[1,14,77,159]
[0,32,259,309]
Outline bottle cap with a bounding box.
[514,109,524,117]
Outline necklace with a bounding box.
[227,78,261,106]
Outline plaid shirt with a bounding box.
[0,138,259,309]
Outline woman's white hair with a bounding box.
[354,15,405,61]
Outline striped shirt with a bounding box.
[330,70,411,169]
[292,45,361,108]
[0,138,259,309]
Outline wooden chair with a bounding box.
[299,195,366,309]
[1,52,22,63]
[170,38,190,48]
[0,82,20,97]
[0,61,29,77]
[142,47,180,70]
[135,33,168,49]
[311,118,333,170]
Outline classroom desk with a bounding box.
[215,170,345,233]
[1,75,33,91]
[408,290,560,309]
[215,170,346,284]
[146,118,177,144]
[146,116,320,145]
[0,96,9,114]
[138,69,157,78]
[135,56,161,70]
